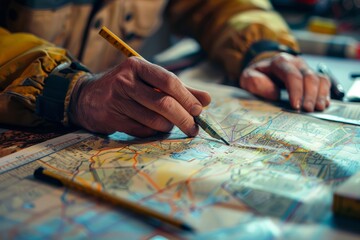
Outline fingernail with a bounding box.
[190,104,203,116]
[294,100,301,110]
[303,100,314,112]
[189,124,199,137]
[326,95,331,104]
[317,98,326,109]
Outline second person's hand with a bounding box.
[69,57,211,137]
[239,53,331,112]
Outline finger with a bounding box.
[240,68,280,101]
[131,57,204,116]
[186,87,211,107]
[315,74,331,111]
[122,79,199,137]
[271,55,303,110]
[300,68,320,112]
[110,100,174,133]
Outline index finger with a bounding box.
[270,55,303,110]
[133,57,208,116]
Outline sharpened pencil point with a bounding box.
[181,223,195,232]
[221,137,230,146]
[194,115,229,145]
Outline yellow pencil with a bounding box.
[99,26,230,145]
[33,167,194,232]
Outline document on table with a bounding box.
[345,78,360,102]
[286,101,360,126]
[1,63,359,239]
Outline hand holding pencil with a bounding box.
[98,26,229,144]
[69,28,211,138]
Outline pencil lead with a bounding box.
[221,137,230,146]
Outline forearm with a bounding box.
[165,0,299,79]
[0,27,90,127]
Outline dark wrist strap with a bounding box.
[35,61,90,123]
[242,40,300,71]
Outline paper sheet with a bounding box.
[1,79,360,239]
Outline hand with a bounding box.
[69,57,211,137]
[239,53,331,112]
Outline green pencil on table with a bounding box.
[98,26,230,146]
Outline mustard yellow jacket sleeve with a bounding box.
[165,0,300,80]
[0,27,89,127]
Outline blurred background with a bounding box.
[272,0,360,32]
[140,0,360,71]
[271,0,360,59]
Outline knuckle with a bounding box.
[126,56,139,65]
[163,73,179,91]
[312,75,321,85]
[158,68,181,89]
[116,75,135,96]
[273,53,291,64]
[177,115,193,129]
[306,73,320,85]
[241,71,258,92]
[167,71,179,81]
[179,92,199,110]
[168,72,183,87]
[121,57,141,72]
[157,95,175,112]
[319,74,331,88]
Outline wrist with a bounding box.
[241,40,300,71]
[35,61,91,126]
[68,74,93,127]
[247,51,281,66]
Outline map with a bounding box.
[1,82,360,239]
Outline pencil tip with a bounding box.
[221,138,230,146]
[181,223,195,232]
